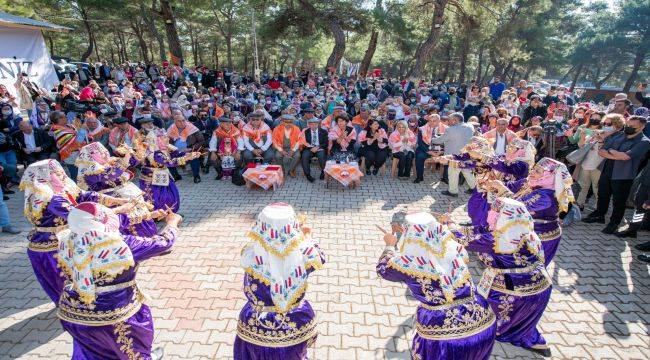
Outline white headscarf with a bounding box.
[529,157,575,213]
[505,137,536,168]
[241,203,324,313]
[19,159,81,224]
[388,212,471,302]
[490,197,543,257]
[57,202,134,306]
[76,142,113,181]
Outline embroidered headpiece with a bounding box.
[530,157,574,212]
[57,202,134,306]
[19,159,80,224]
[241,203,324,313]
[491,197,543,257]
[389,212,471,302]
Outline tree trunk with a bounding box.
[79,6,94,62]
[523,65,534,81]
[594,59,623,89]
[144,1,166,61]
[188,22,198,66]
[559,64,577,84]
[569,62,584,92]
[159,0,183,65]
[359,29,378,76]
[475,45,484,83]
[407,0,448,79]
[131,21,150,63]
[213,41,219,69]
[440,43,452,82]
[480,64,491,85]
[225,35,233,69]
[325,20,346,71]
[93,33,101,62]
[458,34,470,84]
[623,46,646,92]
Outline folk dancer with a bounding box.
[76,142,164,237]
[482,158,574,266]
[57,202,181,359]
[235,203,325,360]
[19,160,127,304]
[376,212,497,359]
[139,129,201,212]
[450,198,552,357]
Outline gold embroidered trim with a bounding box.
[28,240,59,252]
[57,291,143,326]
[490,266,551,296]
[491,278,551,296]
[537,227,561,241]
[386,261,472,302]
[236,318,318,348]
[113,322,143,360]
[246,231,304,258]
[96,280,137,294]
[34,225,68,233]
[488,261,543,275]
[415,303,495,340]
[418,295,474,311]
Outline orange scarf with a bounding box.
[242,122,271,143]
[167,121,199,141]
[214,125,240,143]
[272,124,302,149]
[352,114,368,128]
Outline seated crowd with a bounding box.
[1,63,649,261]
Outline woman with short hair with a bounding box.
[388,120,416,178]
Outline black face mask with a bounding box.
[623,125,637,135]
[589,119,601,126]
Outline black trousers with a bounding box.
[301,148,326,177]
[393,151,414,177]
[629,184,650,231]
[364,148,389,171]
[594,175,633,227]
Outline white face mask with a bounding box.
[2,109,11,116]
[602,126,614,132]
[553,116,563,121]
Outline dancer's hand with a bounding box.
[165,212,182,227]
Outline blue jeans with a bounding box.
[0,187,10,227]
[0,150,18,183]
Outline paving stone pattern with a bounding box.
[0,168,649,359]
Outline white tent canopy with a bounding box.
[0,11,69,107]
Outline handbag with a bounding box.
[566,142,593,165]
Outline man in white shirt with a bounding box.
[242,111,274,164]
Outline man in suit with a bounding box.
[13,120,53,165]
[300,117,328,182]
[192,108,218,174]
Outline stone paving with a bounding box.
[0,167,649,360]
